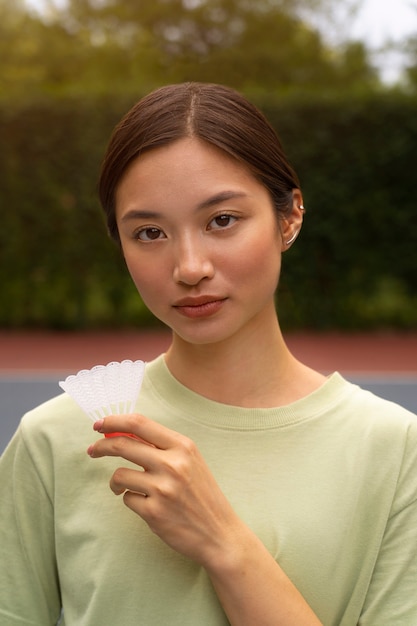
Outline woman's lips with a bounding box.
[173,298,227,319]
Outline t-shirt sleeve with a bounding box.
[0,423,62,625]
[358,420,417,625]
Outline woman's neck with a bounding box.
[164,316,325,408]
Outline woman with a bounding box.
[1,83,416,626]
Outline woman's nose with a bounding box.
[172,238,214,285]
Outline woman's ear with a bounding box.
[281,189,305,251]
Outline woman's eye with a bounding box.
[135,227,165,241]
[209,214,237,230]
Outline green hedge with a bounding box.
[1,93,416,330]
[269,94,417,329]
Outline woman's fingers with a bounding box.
[110,466,148,496]
[87,414,197,477]
[93,413,180,450]
[87,432,160,471]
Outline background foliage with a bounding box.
[1,92,416,330]
[1,0,416,330]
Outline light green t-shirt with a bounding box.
[1,355,416,625]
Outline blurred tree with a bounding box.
[0,0,378,99]
[0,0,94,97]
[405,35,417,90]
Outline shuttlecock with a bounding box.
[59,360,146,422]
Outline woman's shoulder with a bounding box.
[19,390,95,452]
[333,374,417,456]
[342,374,416,424]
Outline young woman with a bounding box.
[1,83,416,626]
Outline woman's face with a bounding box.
[115,137,297,346]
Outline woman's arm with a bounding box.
[88,414,322,626]
[357,422,417,625]
[0,426,62,626]
[205,527,321,626]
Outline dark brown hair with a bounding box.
[99,82,300,242]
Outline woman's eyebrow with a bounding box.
[120,209,160,222]
[120,191,248,222]
[196,190,247,210]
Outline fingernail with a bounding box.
[87,444,95,457]
[93,418,104,432]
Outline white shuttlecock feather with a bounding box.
[59,360,146,421]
